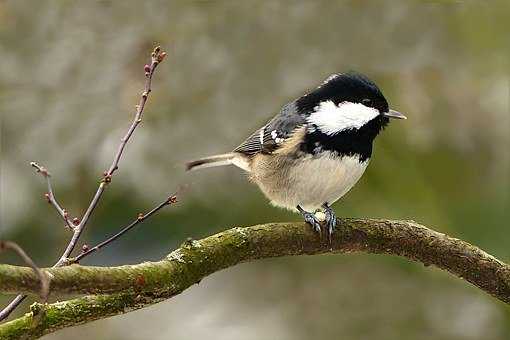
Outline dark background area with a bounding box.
[1,1,509,339]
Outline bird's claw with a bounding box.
[297,205,322,233]
[322,203,336,241]
[302,211,322,233]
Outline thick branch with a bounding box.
[0,219,509,339]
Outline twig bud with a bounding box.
[103,174,112,183]
[157,52,167,63]
[137,213,144,221]
[72,218,80,226]
[144,64,151,73]
[154,46,161,53]
[44,193,51,203]
[30,161,51,177]
[167,195,178,204]
[63,209,68,218]
[82,244,89,252]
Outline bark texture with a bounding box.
[1,219,509,339]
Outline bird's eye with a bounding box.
[361,98,371,105]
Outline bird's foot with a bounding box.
[322,203,336,241]
[297,205,322,233]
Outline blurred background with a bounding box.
[1,1,509,339]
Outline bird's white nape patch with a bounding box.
[306,100,379,135]
[320,73,341,86]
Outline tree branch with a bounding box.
[0,219,509,339]
[29,162,74,230]
[0,46,168,322]
[54,46,167,267]
[0,241,49,323]
[73,194,178,263]
[0,242,49,301]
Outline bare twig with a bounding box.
[56,46,167,266]
[0,46,167,322]
[0,241,49,300]
[73,194,178,263]
[30,162,74,230]
[0,295,27,323]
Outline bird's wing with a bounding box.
[233,101,306,156]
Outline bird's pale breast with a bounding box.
[249,151,369,211]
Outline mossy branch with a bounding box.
[1,218,510,339]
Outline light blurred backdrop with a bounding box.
[1,1,509,339]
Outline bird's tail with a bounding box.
[185,153,236,171]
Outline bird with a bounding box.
[186,72,406,239]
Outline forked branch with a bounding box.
[0,242,49,300]
[29,162,74,230]
[73,194,178,263]
[0,46,168,322]
[55,46,167,267]
[0,242,49,323]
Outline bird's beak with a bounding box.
[383,109,407,120]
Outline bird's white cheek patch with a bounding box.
[307,100,379,135]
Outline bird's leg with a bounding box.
[322,202,336,241]
[297,205,322,233]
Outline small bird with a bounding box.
[186,72,406,238]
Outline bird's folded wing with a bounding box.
[233,102,306,156]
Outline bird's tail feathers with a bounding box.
[185,153,236,171]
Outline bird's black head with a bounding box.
[298,72,406,161]
[299,72,389,114]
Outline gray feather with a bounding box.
[234,101,305,156]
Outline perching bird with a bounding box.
[186,72,406,238]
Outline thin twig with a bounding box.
[0,46,167,322]
[29,162,74,230]
[0,241,49,300]
[55,46,166,266]
[0,296,26,322]
[74,194,177,263]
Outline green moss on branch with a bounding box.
[1,219,509,339]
